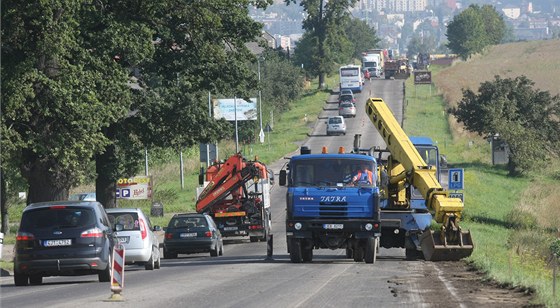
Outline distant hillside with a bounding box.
[434,39,560,108]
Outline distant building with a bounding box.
[365,0,428,12]
[502,5,521,19]
[278,35,291,51]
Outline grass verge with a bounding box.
[405,65,559,307]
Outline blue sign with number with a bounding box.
[448,168,464,190]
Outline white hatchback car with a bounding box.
[106,208,161,270]
[326,116,347,136]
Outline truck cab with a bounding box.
[280,146,381,263]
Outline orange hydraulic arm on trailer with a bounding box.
[195,152,268,214]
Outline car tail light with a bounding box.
[16,232,35,241]
[50,205,66,209]
[249,225,263,230]
[204,231,212,237]
[165,233,173,239]
[139,218,147,240]
[81,227,104,238]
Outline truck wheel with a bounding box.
[250,236,259,243]
[365,237,377,264]
[302,247,313,262]
[345,248,353,258]
[353,247,364,262]
[289,239,303,263]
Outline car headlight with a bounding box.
[294,222,302,230]
[365,223,373,231]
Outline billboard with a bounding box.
[414,71,432,85]
[116,176,152,200]
[213,98,257,121]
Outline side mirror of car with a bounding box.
[114,223,124,232]
[153,225,162,232]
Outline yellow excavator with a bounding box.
[365,98,473,261]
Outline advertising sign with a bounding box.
[414,71,432,85]
[213,98,257,121]
[116,176,152,200]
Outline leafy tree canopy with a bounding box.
[451,75,560,175]
[344,19,380,60]
[446,4,506,60]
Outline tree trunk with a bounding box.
[318,73,326,89]
[95,143,118,208]
[22,155,69,204]
[1,168,9,234]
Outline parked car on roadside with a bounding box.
[163,213,223,259]
[13,201,116,286]
[339,102,357,118]
[326,115,347,136]
[106,208,161,270]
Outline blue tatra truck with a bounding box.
[279,146,381,263]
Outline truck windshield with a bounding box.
[291,158,375,187]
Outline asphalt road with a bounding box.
[0,79,468,308]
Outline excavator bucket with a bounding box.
[419,230,474,261]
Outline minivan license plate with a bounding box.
[44,239,72,247]
[323,224,343,230]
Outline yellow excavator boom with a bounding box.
[365,97,473,261]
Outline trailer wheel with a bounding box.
[302,247,313,262]
[353,247,364,262]
[365,237,378,264]
[289,239,303,263]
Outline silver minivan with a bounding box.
[326,116,347,136]
[106,208,161,270]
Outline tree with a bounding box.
[451,75,560,175]
[259,49,305,113]
[93,0,273,207]
[446,5,506,60]
[1,0,273,208]
[479,5,506,45]
[446,5,488,60]
[2,1,138,203]
[344,18,380,59]
[287,0,358,89]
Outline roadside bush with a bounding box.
[550,238,560,259]
[507,229,552,261]
[504,208,538,229]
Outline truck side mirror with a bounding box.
[279,170,287,186]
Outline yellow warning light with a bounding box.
[338,147,345,153]
[322,147,328,154]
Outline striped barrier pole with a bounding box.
[108,243,125,301]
